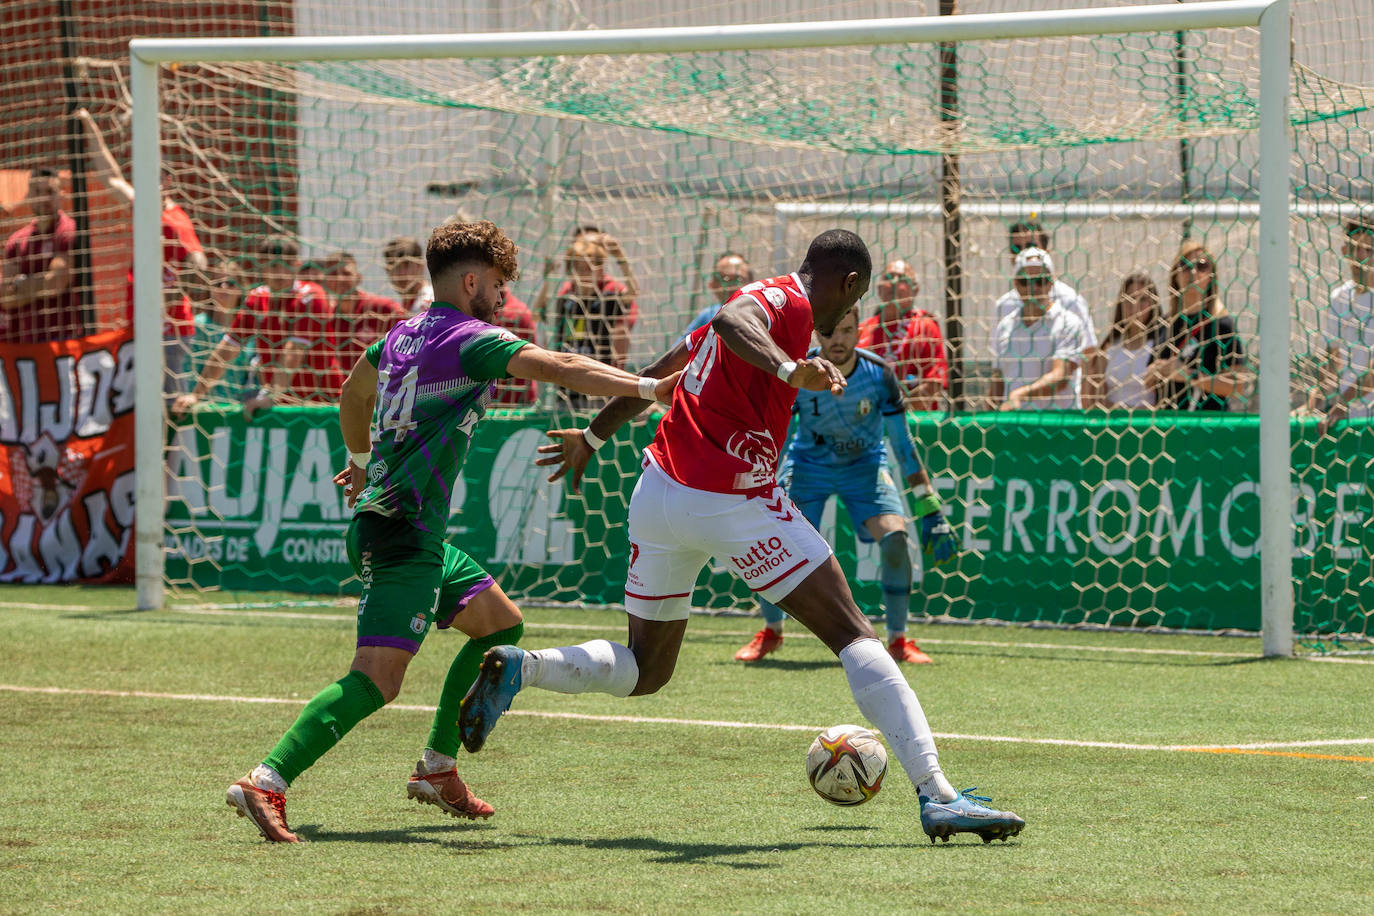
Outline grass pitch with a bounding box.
[1,585,1373,915]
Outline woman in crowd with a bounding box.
[1147,241,1251,411]
[1085,272,1163,409]
[188,256,258,403]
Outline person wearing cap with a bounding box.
[995,219,1096,365]
[990,247,1087,410]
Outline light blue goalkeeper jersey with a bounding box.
[786,347,923,478]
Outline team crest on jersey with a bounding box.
[856,398,873,417]
[761,287,788,308]
[410,613,427,635]
[726,428,779,488]
[496,329,519,343]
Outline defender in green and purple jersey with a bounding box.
[226,220,677,843]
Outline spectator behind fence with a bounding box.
[384,236,434,315]
[858,258,948,411]
[79,107,207,391]
[683,252,753,338]
[1308,214,1374,434]
[173,235,338,420]
[535,233,637,370]
[323,251,408,378]
[996,218,1096,362]
[1084,272,1163,410]
[486,286,538,406]
[188,256,258,404]
[1148,241,1249,412]
[990,247,1086,411]
[1,166,82,343]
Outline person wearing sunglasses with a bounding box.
[683,252,754,339]
[1308,215,1374,435]
[995,219,1097,366]
[1147,241,1249,411]
[990,247,1086,411]
[857,258,948,411]
[185,256,259,405]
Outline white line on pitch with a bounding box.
[3,683,1373,757]
[5,602,1370,665]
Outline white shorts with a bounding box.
[623,458,834,622]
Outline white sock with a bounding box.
[420,748,456,774]
[521,639,639,698]
[838,637,956,802]
[250,764,288,794]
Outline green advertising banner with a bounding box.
[164,408,1372,634]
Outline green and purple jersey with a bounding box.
[353,301,529,536]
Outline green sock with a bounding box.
[263,670,386,785]
[427,622,524,758]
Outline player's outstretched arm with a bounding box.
[506,345,677,401]
[535,337,694,493]
[711,300,845,394]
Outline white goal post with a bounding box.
[129,0,1294,655]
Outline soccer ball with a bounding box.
[805,724,888,806]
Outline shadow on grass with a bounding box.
[299,822,513,850]
[520,832,927,869]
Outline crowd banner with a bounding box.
[0,327,137,583]
[163,407,1371,633]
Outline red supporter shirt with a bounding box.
[226,280,339,401]
[648,273,813,494]
[331,288,408,387]
[857,308,948,410]
[2,211,82,344]
[123,203,204,337]
[492,292,537,405]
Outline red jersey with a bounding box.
[122,203,204,337]
[331,288,408,375]
[648,273,813,494]
[492,292,537,405]
[857,308,948,410]
[227,279,339,401]
[2,211,83,344]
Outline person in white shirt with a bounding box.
[990,247,1086,411]
[383,236,435,315]
[1084,272,1163,409]
[995,218,1096,357]
[1311,215,1374,434]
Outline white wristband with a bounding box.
[349,450,371,470]
[910,484,933,500]
[637,376,659,401]
[583,428,607,451]
[776,360,798,383]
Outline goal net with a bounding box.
[36,1,1374,646]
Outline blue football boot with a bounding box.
[458,645,526,753]
[919,788,1025,844]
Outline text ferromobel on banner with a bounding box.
[0,327,137,583]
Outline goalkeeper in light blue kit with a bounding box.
[734,306,957,664]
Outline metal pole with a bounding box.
[58,0,94,334]
[130,2,1276,64]
[131,52,164,611]
[1257,0,1293,657]
[1174,6,1194,242]
[939,0,963,412]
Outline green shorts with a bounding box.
[346,511,495,655]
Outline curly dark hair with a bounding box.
[425,220,520,283]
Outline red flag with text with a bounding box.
[0,327,136,583]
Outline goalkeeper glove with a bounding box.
[912,490,957,566]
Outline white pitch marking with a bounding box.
[3,683,1372,756]
[4,602,1371,664]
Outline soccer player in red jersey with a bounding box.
[461,230,1025,844]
